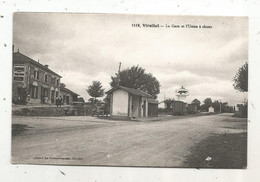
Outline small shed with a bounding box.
[148,99,159,117]
[208,106,214,113]
[172,100,187,115]
[106,86,158,119]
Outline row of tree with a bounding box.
[193,98,234,113]
[164,97,234,113]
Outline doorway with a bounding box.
[143,100,146,117]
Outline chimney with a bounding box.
[45,65,49,69]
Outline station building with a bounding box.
[106,86,158,119]
[12,50,62,104]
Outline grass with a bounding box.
[183,132,247,169]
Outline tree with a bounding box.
[212,100,231,113]
[200,104,207,112]
[203,98,212,111]
[212,100,220,112]
[87,81,105,103]
[88,98,101,104]
[233,62,248,92]
[191,98,201,109]
[221,102,229,113]
[164,99,173,110]
[60,83,66,88]
[110,65,160,99]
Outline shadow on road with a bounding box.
[12,124,34,136]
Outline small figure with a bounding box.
[44,96,48,104]
[27,94,30,105]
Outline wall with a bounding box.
[112,89,129,116]
[12,62,29,103]
[131,95,140,117]
[60,90,71,105]
[60,90,77,105]
[148,103,158,117]
[177,95,187,102]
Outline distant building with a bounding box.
[60,87,79,105]
[12,50,62,104]
[208,106,214,113]
[158,101,166,109]
[172,100,187,115]
[77,97,85,103]
[106,86,158,118]
[148,99,159,117]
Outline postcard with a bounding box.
[11,13,248,168]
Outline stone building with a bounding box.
[12,50,62,104]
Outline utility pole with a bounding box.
[118,62,121,73]
[220,100,222,113]
[117,62,121,86]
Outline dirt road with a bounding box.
[12,113,247,167]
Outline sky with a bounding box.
[13,13,248,106]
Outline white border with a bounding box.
[1,1,260,182]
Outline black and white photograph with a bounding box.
[11,13,248,168]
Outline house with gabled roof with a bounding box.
[106,86,158,118]
[60,87,79,105]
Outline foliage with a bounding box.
[203,98,213,111]
[87,81,105,103]
[233,62,248,92]
[199,104,207,112]
[212,100,234,113]
[191,98,201,109]
[164,99,173,110]
[88,98,101,104]
[212,100,221,112]
[183,132,247,168]
[77,97,85,103]
[236,103,248,118]
[110,65,160,99]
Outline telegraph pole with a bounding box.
[117,62,121,86]
[118,62,121,73]
[220,100,222,113]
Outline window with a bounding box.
[51,77,56,85]
[14,66,25,72]
[57,79,60,86]
[34,70,39,79]
[44,74,48,82]
[30,86,38,99]
[13,64,25,82]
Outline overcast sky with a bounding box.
[13,13,248,105]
